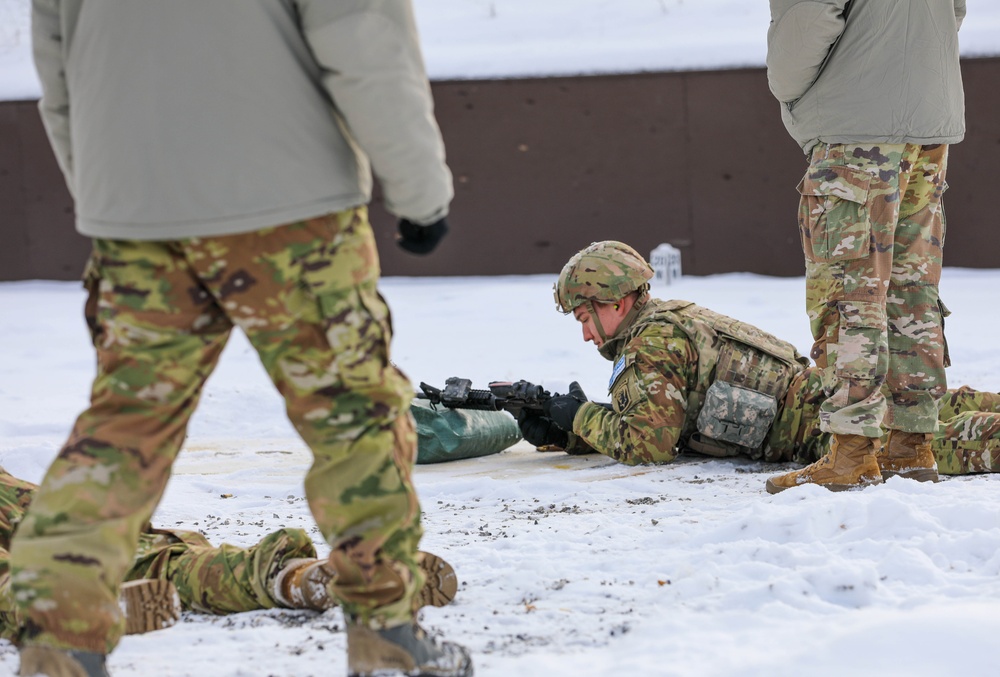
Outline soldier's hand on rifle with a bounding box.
[517,410,568,449]
[543,381,588,432]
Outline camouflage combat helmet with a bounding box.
[554,241,654,313]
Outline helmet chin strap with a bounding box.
[619,293,648,328]
[590,293,649,351]
[585,300,611,344]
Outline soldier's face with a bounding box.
[573,302,624,348]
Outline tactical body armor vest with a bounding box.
[617,299,810,458]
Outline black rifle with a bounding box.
[417,377,552,420]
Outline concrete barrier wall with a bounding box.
[3,58,998,281]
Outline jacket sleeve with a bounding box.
[571,333,696,466]
[765,0,852,104]
[31,0,74,196]
[297,0,452,224]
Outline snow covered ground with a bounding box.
[3,0,1000,100]
[2,267,999,677]
[2,1,999,675]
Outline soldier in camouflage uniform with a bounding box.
[763,0,966,493]
[18,2,471,676]
[515,242,1000,479]
[0,467,458,642]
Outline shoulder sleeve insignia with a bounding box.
[609,355,628,391]
[615,385,632,412]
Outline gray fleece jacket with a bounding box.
[31,0,453,239]
[766,0,966,153]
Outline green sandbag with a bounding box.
[411,399,522,464]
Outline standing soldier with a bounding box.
[515,241,1000,479]
[14,1,471,676]
[763,0,966,492]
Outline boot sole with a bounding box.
[121,579,181,635]
[766,477,883,495]
[415,551,458,609]
[881,468,940,482]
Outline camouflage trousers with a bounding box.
[768,369,1000,474]
[0,468,318,642]
[798,143,949,438]
[126,527,315,614]
[933,387,1000,474]
[9,207,424,654]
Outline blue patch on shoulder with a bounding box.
[609,356,627,391]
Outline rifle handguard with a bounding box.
[418,378,503,411]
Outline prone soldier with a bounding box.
[515,241,1000,489]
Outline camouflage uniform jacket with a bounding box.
[572,298,810,465]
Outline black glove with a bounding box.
[543,381,588,432]
[517,410,568,449]
[397,217,449,255]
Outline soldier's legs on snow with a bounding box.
[193,210,470,675]
[801,143,910,439]
[800,144,946,437]
[805,144,948,434]
[770,144,917,491]
[9,238,233,654]
[179,208,425,628]
[803,144,947,434]
[128,527,457,614]
[867,145,949,483]
[774,143,950,493]
[933,387,1000,474]
[884,144,949,433]
[127,527,318,614]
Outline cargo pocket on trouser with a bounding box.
[797,165,873,263]
[832,299,886,382]
[287,279,415,463]
[821,299,889,436]
[293,209,410,416]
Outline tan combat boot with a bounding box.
[271,551,459,611]
[877,430,939,482]
[347,620,473,677]
[766,434,884,494]
[271,557,338,610]
[18,646,108,677]
[120,578,182,635]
